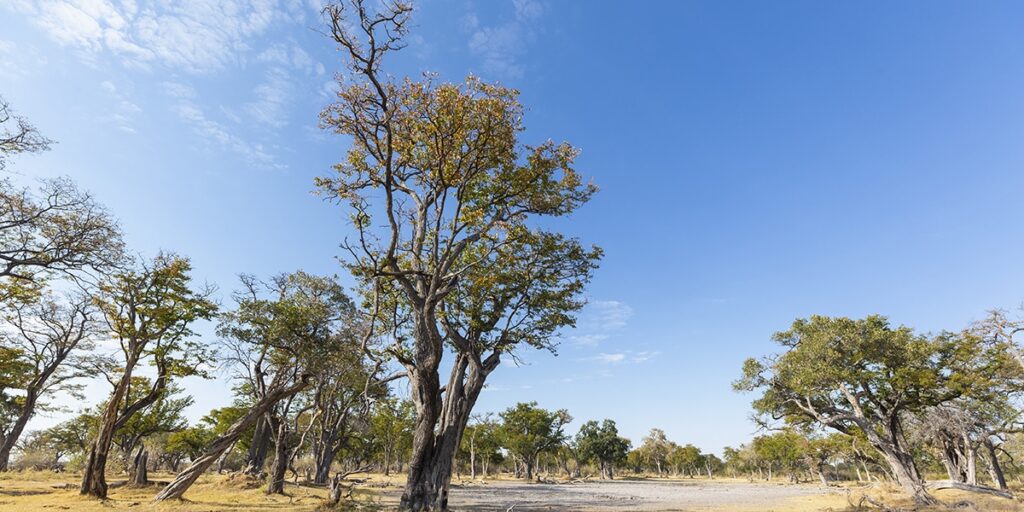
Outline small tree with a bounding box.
[498,402,571,481]
[575,419,630,479]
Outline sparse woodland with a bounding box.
[1,1,1023,511]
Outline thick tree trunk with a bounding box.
[266,420,289,495]
[153,377,309,502]
[130,448,149,486]
[314,441,336,485]
[244,416,272,476]
[400,350,493,511]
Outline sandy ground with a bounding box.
[374,479,846,511]
[1,472,1020,511]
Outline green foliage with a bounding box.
[735,315,994,433]
[498,402,571,467]
[575,419,630,474]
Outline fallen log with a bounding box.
[926,480,1013,499]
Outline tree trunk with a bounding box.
[244,415,272,476]
[383,448,391,476]
[315,447,336,485]
[266,418,290,495]
[81,356,137,498]
[984,439,1008,491]
[0,390,39,471]
[130,448,149,486]
[153,377,309,502]
[963,438,978,486]
[399,350,492,511]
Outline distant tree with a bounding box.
[319,1,600,509]
[637,428,672,475]
[80,254,216,499]
[370,397,415,476]
[736,315,1001,505]
[667,443,704,477]
[575,419,630,479]
[163,426,215,472]
[498,402,571,481]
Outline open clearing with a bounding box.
[1,472,1021,511]
[403,479,845,511]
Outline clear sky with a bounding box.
[3,0,1024,455]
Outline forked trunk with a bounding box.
[400,351,492,511]
[244,416,272,476]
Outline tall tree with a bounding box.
[735,315,995,505]
[80,254,216,499]
[319,3,599,508]
[0,292,96,469]
[497,402,570,481]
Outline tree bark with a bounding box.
[80,353,138,498]
[0,389,39,470]
[266,417,289,495]
[130,448,149,486]
[984,439,1008,491]
[400,349,496,510]
[244,416,272,476]
[153,377,309,502]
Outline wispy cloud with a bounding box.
[588,350,659,365]
[170,98,281,169]
[13,0,297,73]
[462,0,546,80]
[568,299,633,346]
[97,79,142,134]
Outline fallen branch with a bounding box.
[926,480,1013,499]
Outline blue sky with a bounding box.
[4,1,1024,455]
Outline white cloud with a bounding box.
[170,100,281,168]
[567,299,632,346]
[589,300,634,330]
[594,353,625,364]
[246,67,293,128]
[588,350,658,365]
[15,0,289,73]
[463,0,547,80]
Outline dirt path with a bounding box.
[377,479,844,511]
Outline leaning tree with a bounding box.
[735,315,999,505]
[80,253,216,499]
[318,1,600,509]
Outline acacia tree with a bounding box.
[575,419,630,479]
[735,315,994,505]
[80,254,216,499]
[498,402,570,481]
[0,293,96,470]
[318,2,599,509]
